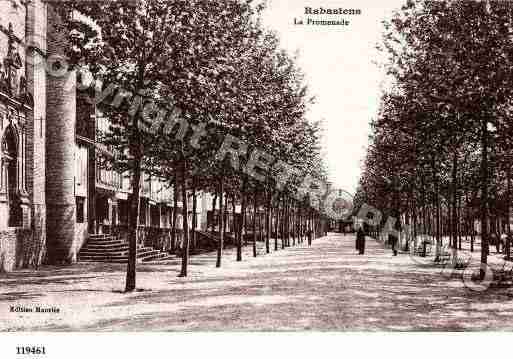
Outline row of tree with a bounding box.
[53,0,330,292]
[356,0,513,277]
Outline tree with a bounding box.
[58,0,267,287]
[362,0,513,277]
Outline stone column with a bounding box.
[45,5,76,264]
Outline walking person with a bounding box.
[496,232,502,254]
[355,226,361,253]
[357,226,366,255]
[389,233,398,256]
[506,233,512,259]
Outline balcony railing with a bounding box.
[96,164,122,190]
[96,166,174,203]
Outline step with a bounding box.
[79,232,176,264]
[89,237,118,243]
[79,247,160,258]
[78,254,130,261]
[84,242,150,250]
[136,248,163,258]
[80,246,153,255]
[79,258,128,264]
[83,246,129,253]
[86,240,127,247]
[80,247,128,254]
[79,255,164,264]
[142,253,176,262]
[88,234,117,241]
[137,249,164,259]
[79,250,128,257]
[84,243,128,250]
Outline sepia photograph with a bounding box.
[0,0,513,354]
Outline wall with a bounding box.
[0,228,45,272]
[73,142,89,259]
[25,0,47,268]
[0,0,48,270]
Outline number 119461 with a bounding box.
[16,346,46,355]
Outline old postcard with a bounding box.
[0,0,512,355]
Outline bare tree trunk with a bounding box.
[466,194,474,252]
[281,197,286,249]
[258,201,263,250]
[274,194,280,251]
[434,159,441,262]
[216,176,224,268]
[297,204,301,245]
[308,208,313,246]
[480,119,489,279]
[404,204,410,252]
[125,154,142,292]
[191,177,197,252]
[471,222,475,252]
[413,201,418,250]
[171,172,178,253]
[237,179,247,261]
[252,190,257,257]
[179,156,189,277]
[211,193,217,233]
[422,203,427,240]
[457,195,462,250]
[231,194,236,252]
[506,165,511,260]
[265,187,271,254]
[223,194,228,244]
[286,199,291,247]
[451,151,459,264]
[292,203,296,246]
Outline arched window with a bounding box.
[1,125,21,227]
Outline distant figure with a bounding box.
[355,228,360,252]
[496,232,502,254]
[357,226,366,255]
[506,233,512,258]
[389,234,398,256]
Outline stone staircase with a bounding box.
[195,230,220,248]
[195,230,238,249]
[78,233,175,264]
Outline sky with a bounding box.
[262,0,406,194]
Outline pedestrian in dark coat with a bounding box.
[389,234,398,256]
[506,233,513,258]
[495,232,502,254]
[355,228,360,252]
[357,226,366,255]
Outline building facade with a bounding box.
[0,0,46,271]
[0,0,208,272]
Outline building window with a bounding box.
[76,197,85,223]
[139,199,147,226]
[151,205,160,228]
[118,200,128,225]
[2,125,21,227]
